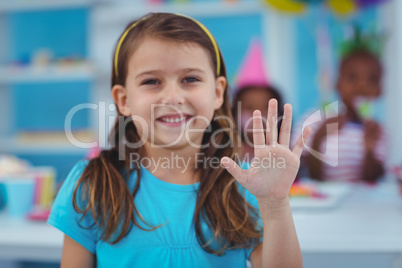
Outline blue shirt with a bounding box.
[48,160,261,268]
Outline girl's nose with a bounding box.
[161,83,185,106]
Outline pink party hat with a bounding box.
[235,38,270,91]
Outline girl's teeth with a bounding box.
[162,117,185,123]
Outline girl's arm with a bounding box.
[361,120,385,183]
[249,244,262,268]
[305,116,345,181]
[304,121,327,181]
[249,199,302,268]
[361,151,384,183]
[61,235,95,268]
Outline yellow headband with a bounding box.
[114,14,221,77]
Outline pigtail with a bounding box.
[194,110,262,255]
[72,118,159,244]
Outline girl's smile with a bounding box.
[156,113,193,127]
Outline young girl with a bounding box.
[48,13,310,268]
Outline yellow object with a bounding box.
[114,14,221,77]
[327,0,356,16]
[33,167,56,209]
[40,172,55,208]
[114,17,147,78]
[264,0,306,14]
[289,184,313,197]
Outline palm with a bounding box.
[221,99,311,201]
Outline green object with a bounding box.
[357,100,372,119]
[339,24,386,58]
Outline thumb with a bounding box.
[221,157,246,184]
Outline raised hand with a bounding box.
[221,99,311,203]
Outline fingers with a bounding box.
[292,126,311,158]
[220,157,246,184]
[252,110,265,149]
[266,99,278,146]
[278,103,292,147]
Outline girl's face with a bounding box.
[337,55,382,112]
[237,87,273,140]
[113,36,226,150]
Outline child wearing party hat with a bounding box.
[293,27,387,182]
[232,38,285,160]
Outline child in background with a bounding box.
[293,29,386,183]
[231,39,284,160]
[47,13,310,267]
[393,166,402,195]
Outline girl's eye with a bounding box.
[183,77,199,83]
[142,79,160,85]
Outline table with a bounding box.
[293,180,402,268]
[0,214,62,263]
[1,181,401,267]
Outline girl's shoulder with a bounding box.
[69,159,90,177]
[48,159,98,254]
[51,160,90,207]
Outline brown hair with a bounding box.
[73,13,262,255]
[231,85,284,141]
[339,48,383,75]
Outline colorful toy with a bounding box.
[289,183,327,198]
[264,0,388,16]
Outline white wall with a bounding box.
[381,0,402,168]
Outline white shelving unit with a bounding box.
[93,1,264,25]
[0,1,98,155]
[0,138,90,155]
[0,63,96,84]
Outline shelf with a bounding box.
[93,1,265,25]
[0,0,94,13]
[0,63,96,84]
[0,141,89,155]
[0,131,96,154]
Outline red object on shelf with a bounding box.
[26,209,51,221]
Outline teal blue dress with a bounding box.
[48,160,261,268]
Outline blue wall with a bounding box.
[9,8,88,63]
[12,81,91,132]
